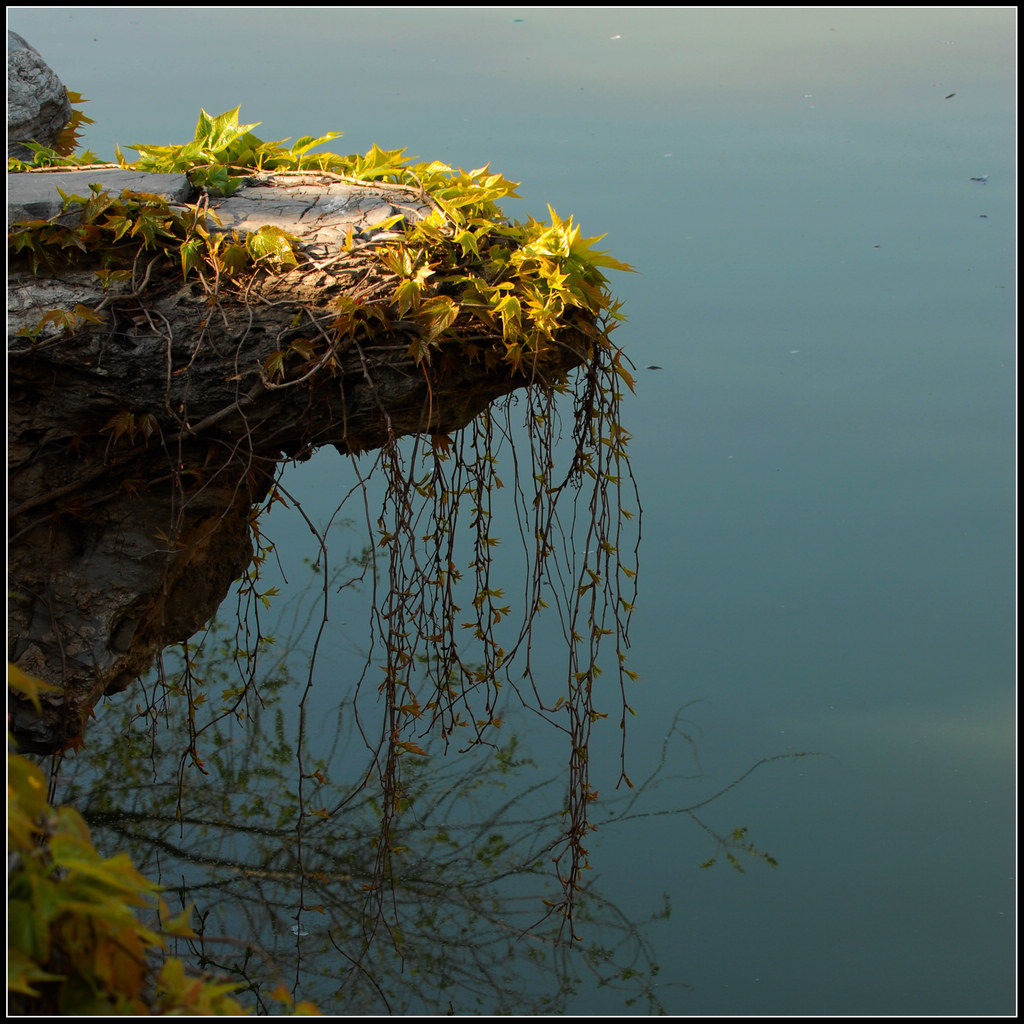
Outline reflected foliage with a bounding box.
[40,574,807,1015]
[48,623,669,1014]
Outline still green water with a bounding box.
[10,7,1014,1015]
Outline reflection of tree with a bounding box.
[46,595,807,1015]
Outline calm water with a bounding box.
[11,7,1015,1015]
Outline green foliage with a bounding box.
[7,665,322,1015]
[5,94,809,1016]
[9,104,634,389]
[123,105,345,196]
[9,182,198,279]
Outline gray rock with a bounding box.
[8,31,73,161]
[208,172,430,248]
[7,168,592,753]
[8,168,193,225]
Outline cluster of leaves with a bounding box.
[7,666,320,1015]
[124,106,347,197]
[10,105,634,391]
[56,91,96,160]
[384,179,634,382]
[8,179,296,284]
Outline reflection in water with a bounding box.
[44,615,806,1015]
[10,6,1012,1013]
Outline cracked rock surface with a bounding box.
[7,31,72,161]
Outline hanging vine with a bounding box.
[9,106,640,945]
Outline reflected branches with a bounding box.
[44,599,811,1014]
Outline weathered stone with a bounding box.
[7,168,193,224]
[7,167,422,238]
[7,168,593,753]
[7,32,72,161]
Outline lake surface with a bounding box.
[10,7,1015,1015]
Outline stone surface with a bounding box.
[7,168,193,224]
[7,31,72,161]
[7,167,427,239]
[208,172,428,246]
